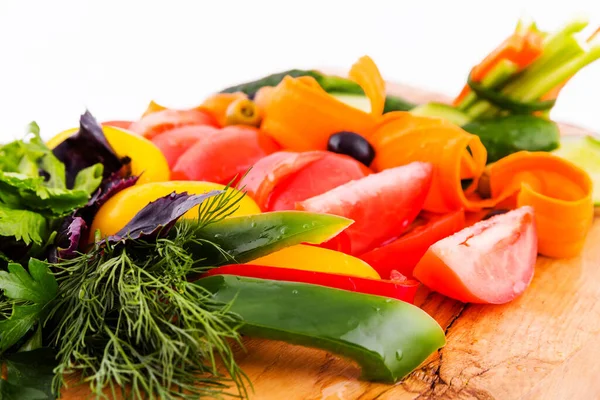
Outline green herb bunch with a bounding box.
[43,190,249,399]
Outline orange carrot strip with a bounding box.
[348,56,386,116]
[488,151,594,258]
[261,76,377,151]
[259,56,387,151]
[254,86,275,117]
[371,112,491,213]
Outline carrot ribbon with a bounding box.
[371,113,594,258]
[260,56,385,151]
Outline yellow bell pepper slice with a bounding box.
[46,126,170,185]
[249,244,381,279]
[90,181,260,238]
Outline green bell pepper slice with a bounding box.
[195,275,445,382]
[184,211,352,266]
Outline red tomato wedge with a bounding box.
[268,152,372,211]
[171,126,280,185]
[151,125,219,168]
[413,206,537,304]
[102,120,133,129]
[129,109,219,140]
[360,210,466,279]
[238,151,327,210]
[297,162,433,255]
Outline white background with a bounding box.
[1,0,599,141]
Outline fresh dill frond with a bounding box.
[45,190,252,399]
[195,184,246,230]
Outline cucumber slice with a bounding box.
[410,102,472,126]
[552,135,600,206]
[331,93,372,113]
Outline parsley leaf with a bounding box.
[0,259,57,353]
[0,260,57,302]
[0,348,57,399]
[0,206,48,246]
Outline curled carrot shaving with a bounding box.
[371,112,490,213]
[261,76,377,151]
[254,86,275,116]
[261,56,385,151]
[349,56,386,116]
[487,151,594,258]
[372,112,594,257]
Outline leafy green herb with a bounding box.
[72,164,104,194]
[47,228,248,399]
[0,259,58,353]
[0,123,103,253]
[0,348,57,399]
[0,172,91,216]
[0,380,49,400]
[44,190,249,399]
[0,206,48,246]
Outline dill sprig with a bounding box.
[45,187,251,399]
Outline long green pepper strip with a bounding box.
[196,274,446,383]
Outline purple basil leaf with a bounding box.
[76,173,140,227]
[52,110,126,188]
[105,191,222,244]
[48,216,87,262]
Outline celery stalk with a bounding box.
[503,36,585,97]
[458,60,518,111]
[543,18,589,46]
[515,42,600,101]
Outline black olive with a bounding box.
[327,131,375,166]
[482,209,510,220]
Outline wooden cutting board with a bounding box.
[62,84,600,400]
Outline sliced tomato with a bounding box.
[413,206,537,304]
[102,120,133,129]
[360,210,466,279]
[237,151,326,210]
[129,109,219,140]
[171,126,280,184]
[268,152,372,211]
[151,125,219,168]
[297,162,433,255]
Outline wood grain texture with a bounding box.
[61,84,600,400]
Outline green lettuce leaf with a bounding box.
[73,163,103,195]
[0,172,90,216]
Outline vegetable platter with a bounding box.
[1,17,600,400]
